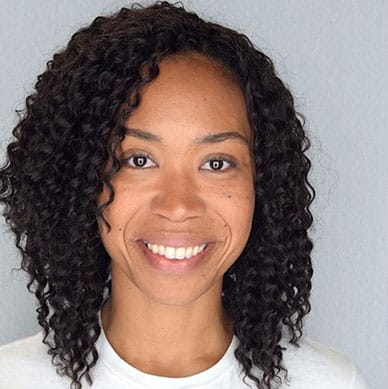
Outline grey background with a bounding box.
[0,1,386,388]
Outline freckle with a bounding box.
[227,194,232,199]
[118,228,122,231]
[224,224,227,228]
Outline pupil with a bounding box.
[135,156,146,167]
[211,160,223,170]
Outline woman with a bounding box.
[0,2,369,389]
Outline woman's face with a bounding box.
[97,53,255,306]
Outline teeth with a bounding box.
[185,246,193,259]
[175,247,186,259]
[165,247,176,259]
[145,242,207,260]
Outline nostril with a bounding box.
[150,192,205,222]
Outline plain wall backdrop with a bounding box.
[0,1,386,388]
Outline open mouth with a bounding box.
[143,240,208,261]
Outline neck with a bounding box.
[100,270,234,377]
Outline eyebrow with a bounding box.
[124,127,249,147]
[124,127,163,142]
[195,131,249,146]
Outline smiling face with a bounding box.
[97,53,255,306]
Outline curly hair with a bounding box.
[0,2,315,388]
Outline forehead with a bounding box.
[125,53,251,144]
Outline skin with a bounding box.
[97,52,255,377]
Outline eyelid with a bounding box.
[120,150,238,171]
[121,151,157,169]
[200,155,237,172]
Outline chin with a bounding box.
[138,279,219,307]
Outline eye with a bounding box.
[201,157,236,172]
[124,152,156,169]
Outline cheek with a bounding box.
[216,183,255,235]
[232,195,255,238]
[96,183,139,233]
[212,186,254,270]
[96,186,137,261]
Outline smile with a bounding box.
[144,241,208,260]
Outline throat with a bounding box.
[100,299,235,377]
[123,336,233,378]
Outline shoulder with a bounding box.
[0,332,68,388]
[278,337,370,389]
[0,331,48,368]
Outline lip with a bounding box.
[137,240,214,275]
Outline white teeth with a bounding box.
[145,242,207,260]
[175,247,186,259]
[165,247,176,259]
[185,246,193,259]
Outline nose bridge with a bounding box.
[150,166,205,222]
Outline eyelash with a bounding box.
[123,152,156,169]
[202,157,236,172]
[122,152,237,172]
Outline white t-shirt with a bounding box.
[0,318,370,389]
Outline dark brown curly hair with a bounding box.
[0,2,315,388]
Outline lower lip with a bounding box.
[137,241,214,275]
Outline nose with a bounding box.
[150,169,205,222]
